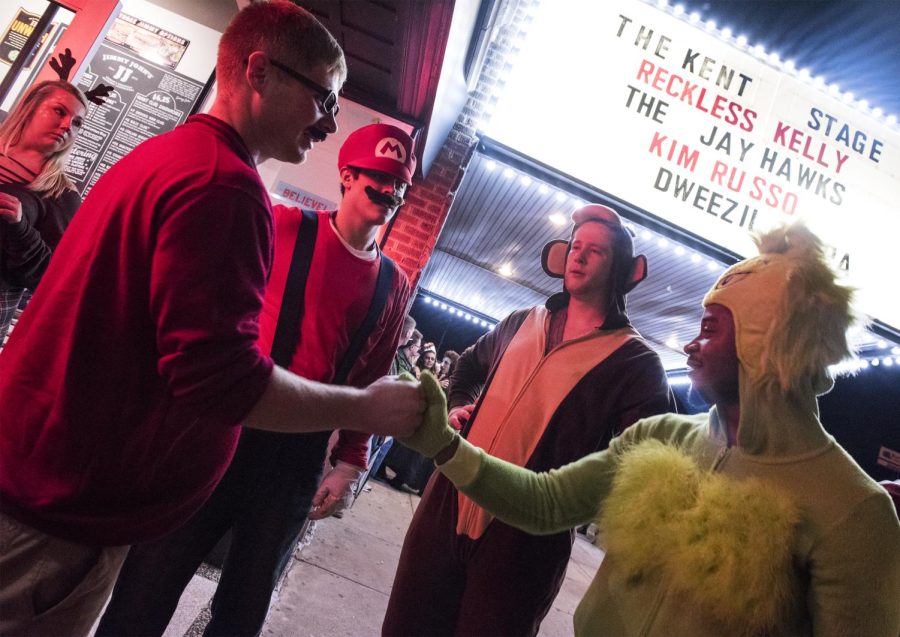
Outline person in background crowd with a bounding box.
[0,80,86,344]
[379,341,453,492]
[0,4,422,634]
[380,333,439,496]
[414,341,437,376]
[98,123,417,636]
[437,350,460,393]
[401,222,900,637]
[390,315,417,375]
[383,204,675,636]
[395,328,422,377]
[380,433,435,496]
[371,315,420,481]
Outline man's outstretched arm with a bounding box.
[244,366,424,438]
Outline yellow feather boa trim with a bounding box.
[599,440,800,634]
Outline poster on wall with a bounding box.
[65,13,204,196]
[485,0,899,331]
[272,181,337,211]
[0,8,58,69]
[104,12,188,69]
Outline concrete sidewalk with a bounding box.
[153,480,604,636]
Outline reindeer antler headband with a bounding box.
[50,48,113,105]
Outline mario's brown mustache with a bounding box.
[365,186,404,208]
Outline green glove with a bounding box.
[397,371,456,459]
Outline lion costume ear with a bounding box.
[758,227,855,393]
[624,254,648,293]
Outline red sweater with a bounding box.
[0,115,274,546]
[257,207,411,467]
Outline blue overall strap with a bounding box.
[270,209,318,367]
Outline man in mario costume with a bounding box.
[98,123,417,636]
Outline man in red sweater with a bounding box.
[0,5,422,635]
[97,123,418,636]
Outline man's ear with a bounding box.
[339,167,355,188]
[245,51,270,93]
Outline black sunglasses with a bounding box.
[269,58,340,117]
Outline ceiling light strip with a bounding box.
[419,292,497,330]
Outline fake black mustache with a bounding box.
[308,127,328,143]
[365,186,404,208]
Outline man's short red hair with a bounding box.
[217,1,346,93]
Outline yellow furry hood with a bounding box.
[702,222,858,455]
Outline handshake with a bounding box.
[395,371,458,462]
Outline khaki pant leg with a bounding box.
[0,513,127,637]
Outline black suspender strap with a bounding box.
[269,208,397,384]
[270,209,318,367]
[332,253,396,384]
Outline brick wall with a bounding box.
[383,0,535,291]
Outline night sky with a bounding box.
[675,0,900,117]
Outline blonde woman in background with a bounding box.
[0,80,87,342]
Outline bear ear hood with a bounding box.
[702,222,861,455]
[540,204,647,327]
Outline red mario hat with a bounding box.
[338,123,417,185]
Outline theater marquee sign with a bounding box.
[486,0,898,331]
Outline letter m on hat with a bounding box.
[376,137,407,163]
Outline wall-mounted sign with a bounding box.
[486,0,898,331]
[272,181,336,211]
[65,13,204,196]
[104,12,188,70]
[0,8,55,69]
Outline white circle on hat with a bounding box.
[375,137,407,164]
